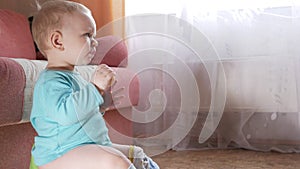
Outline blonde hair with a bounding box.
[32,0,91,53]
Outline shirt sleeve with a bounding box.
[41,75,103,126]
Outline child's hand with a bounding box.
[100,87,124,112]
[92,64,116,94]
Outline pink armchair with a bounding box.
[0,9,139,169]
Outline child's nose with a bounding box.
[91,38,98,47]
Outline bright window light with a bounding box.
[125,0,297,16]
[125,0,180,15]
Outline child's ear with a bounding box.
[50,31,64,50]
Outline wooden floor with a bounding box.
[151,149,300,169]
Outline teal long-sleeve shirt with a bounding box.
[30,69,112,166]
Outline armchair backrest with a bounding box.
[0,9,36,59]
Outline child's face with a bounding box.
[61,11,98,66]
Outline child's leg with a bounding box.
[39,144,132,169]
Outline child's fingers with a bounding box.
[96,64,108,70]
[99,68,116,86]
[97,64,115,73]
[111,87,125,95]
[109,75,116,86]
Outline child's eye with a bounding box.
[84,33,92,37]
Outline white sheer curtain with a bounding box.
[113,0,300,155]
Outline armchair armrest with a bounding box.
[0,57,25,126]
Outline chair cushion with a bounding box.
[0,10,36,59]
